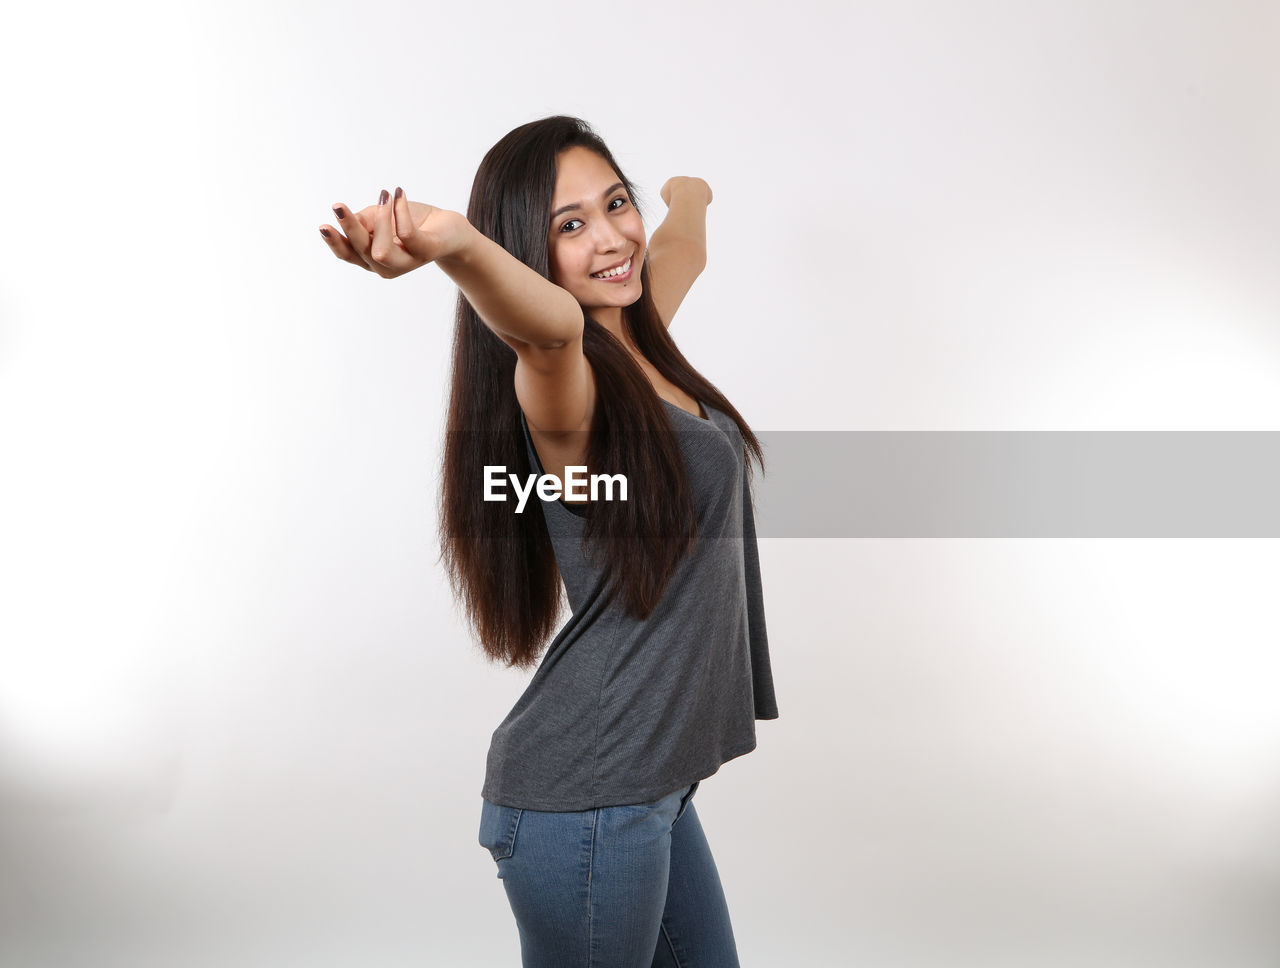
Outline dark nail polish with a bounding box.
[379,189,389,206]
[320,227,332,239]
[394,186,403,201]
[332,206,345,220]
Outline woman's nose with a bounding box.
[592,222,626,250]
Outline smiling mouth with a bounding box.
[590,256,632,279]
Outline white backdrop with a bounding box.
[2,0,1279,965]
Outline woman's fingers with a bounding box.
[353,204,379,235]
[392,187,433,262]
[369,188,398,265]
[322,193,429,278]
[319,205,375,272]
[329,198,406,277]
[318,222,355,263]
[331,203,377,266]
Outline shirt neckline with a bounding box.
[662,398,711,422]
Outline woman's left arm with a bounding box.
[647,176,712,328]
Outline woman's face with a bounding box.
[547,146,646,319]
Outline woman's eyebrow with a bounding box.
[550,182,625,221]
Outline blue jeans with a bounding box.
[478,781,740,967]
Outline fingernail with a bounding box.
[379,189,389,206]
[319,227,332,239]
[394,186,403,201]
[332,206,345,220]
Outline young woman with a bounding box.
[319,116,778,968]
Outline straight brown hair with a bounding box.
[438,116,763,668]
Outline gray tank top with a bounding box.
[481,398,778,811]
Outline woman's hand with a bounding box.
[659,176,712,207]
[319,187,469,279]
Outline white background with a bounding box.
[2,0,1279,965]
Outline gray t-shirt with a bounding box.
[481,398,779,811]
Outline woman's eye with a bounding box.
[558,198,626,233]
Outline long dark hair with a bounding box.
[438,116,763,669]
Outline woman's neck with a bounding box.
[594,307,637,353]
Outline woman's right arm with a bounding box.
[321,188,592,432]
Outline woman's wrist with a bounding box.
[432,210,478,267]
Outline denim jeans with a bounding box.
[478,781,740,967]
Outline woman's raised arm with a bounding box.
[319,187,583,351]
[321,186,591,433]
[645,177,712,328]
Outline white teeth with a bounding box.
[591,257,631,279]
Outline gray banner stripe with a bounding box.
[751,432,1280,537]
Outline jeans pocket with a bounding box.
[478,799,522,862]
[673,780,700,826]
